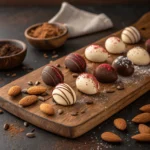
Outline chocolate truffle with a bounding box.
[85,44,108,63]
[105,37,126,54]
[42,65,64,86]
[76,73,99,95]
[121,26,141,44]
[145,39,150,53]
[94,63,118,83]
[112,56,134,76]
[52,83,76,106]
[127,47,150,66]
[65,53,86,73]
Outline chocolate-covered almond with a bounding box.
[42,65,64,86]
[65,53,86,73]
[94,63,118,83]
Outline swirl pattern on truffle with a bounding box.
[52,83,76,106]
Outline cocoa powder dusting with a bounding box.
[29,23,64,39]
[7,124,24,136]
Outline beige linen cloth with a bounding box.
[48,2,113,38]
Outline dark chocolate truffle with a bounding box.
[42,65,64,86]
[65,53,86,73]
[112,56,134,76]
[94,63,118,83]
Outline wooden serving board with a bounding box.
[0,12,150,138]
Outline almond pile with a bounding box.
[101,104,150,143]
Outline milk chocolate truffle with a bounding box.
[94,63,118,83]
[42,65,64,86]
[127,47,150,65]
[121,26,141,44]
[145,39,150,53]
[52,83,76,106]
[112,56,134,76]
[76,73,99,95]
[105,37,126,54]
[85,44,108,63]
[65,53,86,73]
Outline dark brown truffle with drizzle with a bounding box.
[42,65,64,86]
[112,56,134,76]
[52,83,76,106]
[65,53,86,73]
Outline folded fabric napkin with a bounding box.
[49,2,113,38]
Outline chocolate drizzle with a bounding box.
[52,83,76,106]
[42,65,64,86]
[65,53,86,73]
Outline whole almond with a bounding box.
[132,113,150,123]
[19,95,38,107]
[101,132,122,143]
[40,103,54,115]
[27,86,47,95]
[140,104,150,113]
[138,124,150,134]
[132,133,150,142]
[114,118,127,131]
[8,85,21,96]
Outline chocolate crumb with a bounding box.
[116,82,125,90]
[4,124,9,130]
[11,73,16,77]
[22,88,28,94]
[43,53,48,58]
[0,109,3,114]
[52,54,58,59]
[71,112,78,116]
[38,96,45,102]
[72,73,79,78]
[58,109,63,115]
[28,81,33,86]
[41,92,49,96]
[81,110,86,114]
[55,64,60,67]
[26,132,35,138]
[35,81,40,86]
[105,89,115,93]
[6,73,10,77]
[85,100,93,105]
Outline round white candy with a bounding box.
[52,83,76,106]
[127,47,150,66]
[121,26,141,44]
[76,73,99,95]
[105,37,126,54]
[85,45,108,63]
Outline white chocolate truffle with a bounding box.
[121,26,141,44]
[85,45,108,63]
[76,73,99,95]
[127,47,150,65]
[52,83,76,106]
[105,37,126,54]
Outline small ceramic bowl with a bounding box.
[0,39,27,70]
[24,22,68,50]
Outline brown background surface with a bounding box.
[0,0,149,5]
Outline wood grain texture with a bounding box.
[0,12,150,138]
[0,0,149,6]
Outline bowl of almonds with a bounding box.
[24,22,68,50]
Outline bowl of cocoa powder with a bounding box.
[24,22,68,50]
[0,39,27,70]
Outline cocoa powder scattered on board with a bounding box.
[7,124,24,136]
[29,23,64,39]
